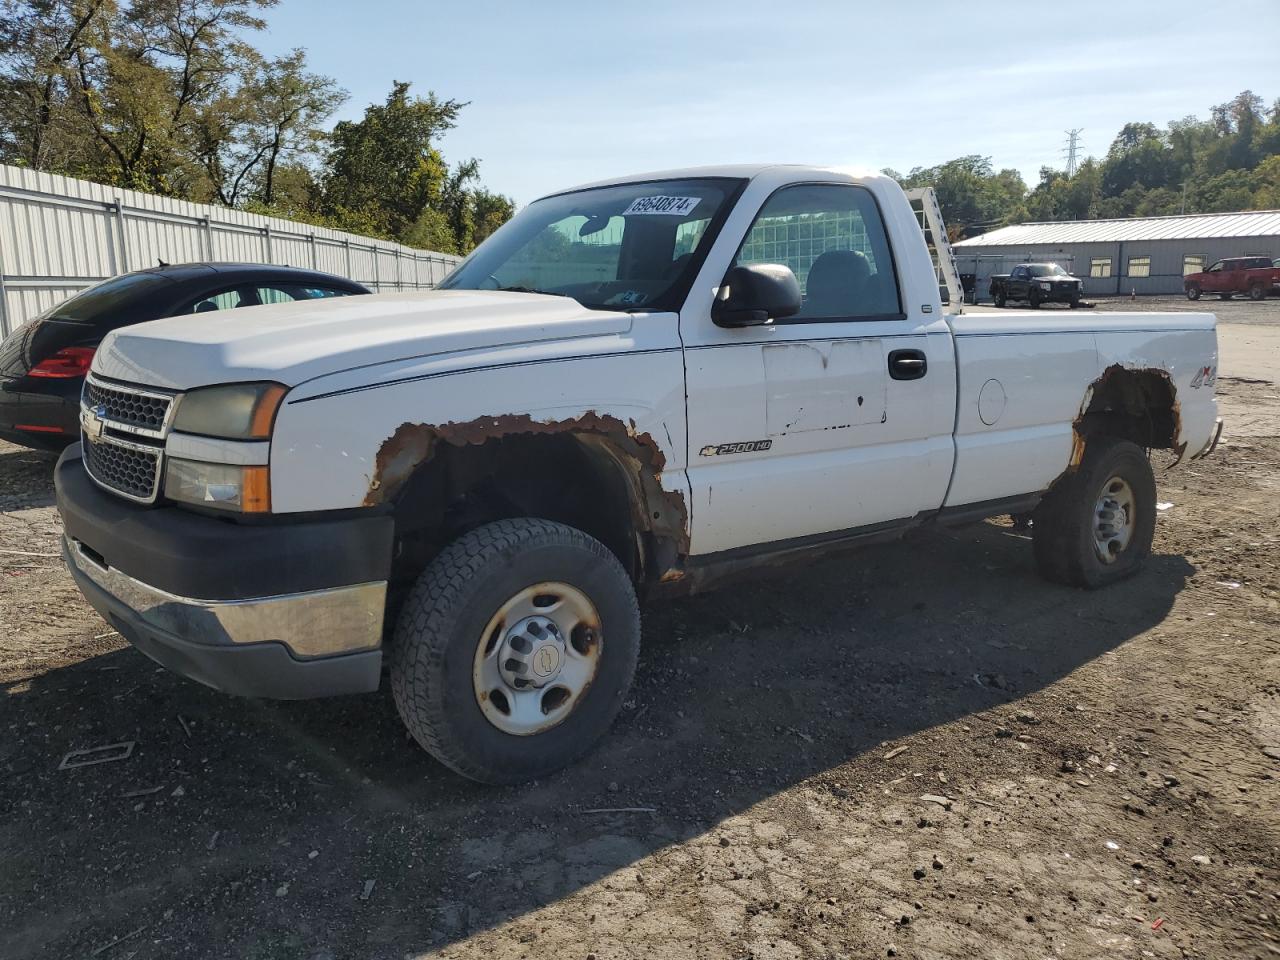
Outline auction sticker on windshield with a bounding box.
[623,196,702,216]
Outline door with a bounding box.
[1009,265,1030,300]
[681,180,957,555]
[1202,261,1225,292]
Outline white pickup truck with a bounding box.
[55,165,1222,783]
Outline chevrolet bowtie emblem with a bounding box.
[82,404,106,440]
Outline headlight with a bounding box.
[165,458,270,512]
[171,382,286,440]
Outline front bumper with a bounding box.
[56,445,395,698]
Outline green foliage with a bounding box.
[0,1,512,254]
[890,155,1028,239]
[895,90,1280,237]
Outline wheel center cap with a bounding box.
[531,643,561,678]
[498,615,565,689]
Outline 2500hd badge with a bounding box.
[699,440,773,456]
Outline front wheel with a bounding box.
[993,290,1006,307]
[1028,287,1042,309]
[390,518,640,784]
[1031,438,1156,588]
[1186,284,1201,301]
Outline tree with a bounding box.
[892,155,1027,238]
[0,0,113,172]
[191,48,344,206]
[320,81,512,253]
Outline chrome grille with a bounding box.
[83,435,161,502]
[84,376,173,436]
[81,375,174,503]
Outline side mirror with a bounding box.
[712,263,802,328]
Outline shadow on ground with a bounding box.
[0,517,1193,958]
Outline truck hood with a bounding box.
[92,290,634,390]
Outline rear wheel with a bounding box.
[1185,283,1201,301]
[994,289,1006,307]
[1032,438,1156,589]
[1250,283,1266,301]
[390,518,640,784]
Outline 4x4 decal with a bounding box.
[1190,365,1216,389]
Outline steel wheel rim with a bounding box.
[473,582,602,736]
[1093,475,1136,564]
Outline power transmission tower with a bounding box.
[1063,128,1083,177]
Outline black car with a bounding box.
[0,263,368,449]
[988,262,1084,308]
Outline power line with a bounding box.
[1062,128,1084,177]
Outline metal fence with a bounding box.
[0,163,462,337]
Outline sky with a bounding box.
[258,0,1280,207]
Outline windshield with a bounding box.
[440,178,744,311]
[41,272,172,322]
[1028,264,1067,277]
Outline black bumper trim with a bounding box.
[55,444,394,601]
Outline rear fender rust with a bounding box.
[365,411,690,562]
[1068,363,1183,471]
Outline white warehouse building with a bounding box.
[953,209,1280,299]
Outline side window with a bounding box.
[734,183,901,320]
[1012,266,1026,280]
[299,286,353,299]
[255,285,298,305]
[187,287,252,313]
[256,283,354,304]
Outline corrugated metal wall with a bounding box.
[955,235,1280,299]
[0,164,463,337]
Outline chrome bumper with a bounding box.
[1191,417,1225,461]
[64,535,386,659]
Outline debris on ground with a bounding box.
[58,741,135,771]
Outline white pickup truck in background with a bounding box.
[55,164,1222,783]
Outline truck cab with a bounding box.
[55,164,1222,783]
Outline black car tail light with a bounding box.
[27,346,95,379]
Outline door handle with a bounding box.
[888,349,927,381]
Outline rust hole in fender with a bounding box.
[1068,364,1184,471]
[365,411,690,560]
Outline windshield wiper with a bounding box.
[494,285,569,298]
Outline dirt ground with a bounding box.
[2,321,1278,960]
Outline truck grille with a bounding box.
[81,375,174,503]
[84,378,173,436]
[83,435,162,502]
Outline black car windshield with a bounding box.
[42,272,172,322]
[1028,264,1068,277]
[440,178,743,311]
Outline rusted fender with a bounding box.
[364,410,690,555]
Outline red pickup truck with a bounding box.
[1184,256,1279,301]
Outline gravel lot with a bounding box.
[1,322,1278,960]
